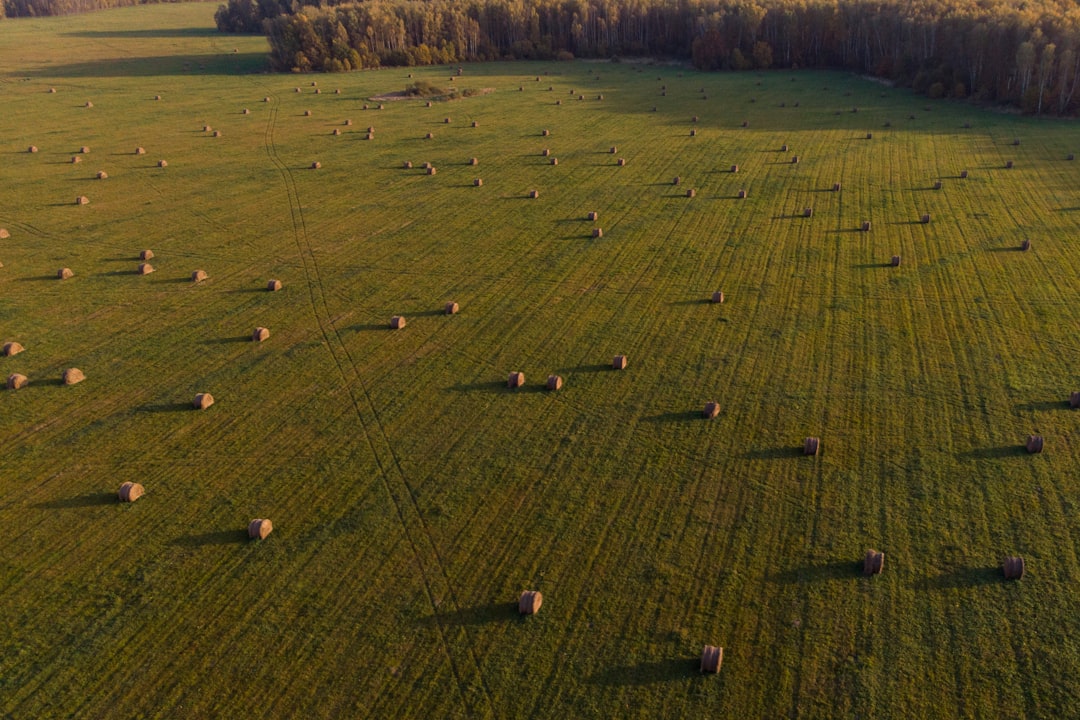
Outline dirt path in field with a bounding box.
[260,98,494,715]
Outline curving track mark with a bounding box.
[261,102,493,716]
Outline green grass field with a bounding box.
[2,4,1080,718]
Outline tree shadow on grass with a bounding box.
[137,402,193,413]
[768,560,858,584]
[417,602,518,629]
[644,410,703,423]
[587,658,696,686]
[171,529,249,548]
[914,566,1001,591]
[744,446,801,460]
[956,445,1029,460]
[34,492,115,510]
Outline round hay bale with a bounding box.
[363,104,369,110]
[62,368,84,385]
[202,125,211,132]
[1002,556,1025,580]
[193,392,214,409]
[213,130,221,138]
[577,95,584,100]
[85,101,93,108]
[58,267,73,279]
[507,371,525,389]
[474,178,483,187]
[426,101,432,108]
[335,89,340,94]
[96,171,108,179]
[921,214,931,224]
[556,100,562,105]
[444,117,451,124]
[518,590,542,614]
[1021,239,1031,251]
[75,194,89,205]
[737,189,747,199]
[426,133,434,139]
[597,94,603,100]
[541,148,550,157]
[470,157,478,166]
[609,146,617,154]
[792,156,800,164]
[251,326,271,342]
[366,133,374,141]
[701,645,723,673]
[378,104,384,110]
[403,161,413,169]
[803,436,820,455]
[472,121,479,128]
[1026,435,1043,453]
[311,161,321,169]
[294,87,301,93]
[690,129,697,137]
[139,249,154,261]
[118,481,144,502]
[191,269,207,283]
[617,158,626,166]
[263,97,270,102]
[592,228,603,238]
[248,518,273,540]
[445,301,459,315]
[1070,391,1080,409]
[242,108,250,115]
[703,401,720,418]
[138,263,154,275]
[546,375,563,391]
[1006,160,1014,168]
[157,160,167,168]
[613,355,628,370]
[2,342,24,356]
[28,145,38,153]
[781,144,788,152]
[267,279,282,292]
[933,181,943,190]
[314,88,320,94]
[963,122,971,128]
[390,316,406,330]
[423,162,432,169]
[345,119,353,126]
[550,158,558,166]
[959,170,969,178]
[711,291,724,304]
[7,373,28,390]
[884,120,892,127]
[587,211,598,221]
[1068,154,1075,161]
[833,182,842,192]
[0,228,7,239]
[333,129,341,136]
[803,207,813,218]
[1013,138,1021,146]
[427,167,437,176]
[692,115,699,123]
[303,110,312,117]
[866,132,873,139]
[135,147,145,155]
[71,156,81,164]
[48,87,56,93]
[742,120,749,127]
[673,176,681,185]
[863,549,885,575]
[730,164,739,173]
[862,221,872,232]
[80,146,90,154]
[686,189,696,198]
[891,255,901,267]
[529,190,539,199]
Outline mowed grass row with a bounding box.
[3,4,1080,717]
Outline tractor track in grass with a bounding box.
[261,101,493,717]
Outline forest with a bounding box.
[1,0,199,18]
[212,0,1080,114]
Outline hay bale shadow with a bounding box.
[915,566,1001,590]
[956,445,1029,460]
[644,411,703,423]
[768,560,857,584]
[447,380,508,394]
[986,247,1025,253]
[201,336,251,345]
[1014,400,1070,412]
[95,269,142,277]
[670,298,712,306]
[138,401,195,413]
[16,275,66,281]
[744,446,802,460]
[34,492,116,509]
[851,262,893,269]
[417,602,518,628]
[349,323,393,332]
[171,529,249,548]
[28,378,65,387]
[556,364,611,374]
[587,658,696,686]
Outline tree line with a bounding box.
[213,0,1080,114]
